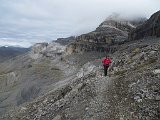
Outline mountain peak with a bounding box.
[107,13,120,20]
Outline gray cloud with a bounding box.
[0,0,159,47]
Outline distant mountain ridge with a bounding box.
[0,46,29,62]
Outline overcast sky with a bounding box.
[0,0,160,47]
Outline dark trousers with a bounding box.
[104,65,109,76]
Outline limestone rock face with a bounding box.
[66,15,145,54]
[129,10,160,40]
[30,43,48,59]
[29,42,66,59]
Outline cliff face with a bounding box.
[30,42,66,59]
[55,36,76,45]
[129,10,160,40]
[66,16,145,54]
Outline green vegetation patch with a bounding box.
[135,58,157,70]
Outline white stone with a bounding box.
[21,107,27,111]
[76,68,84,78]
[134,96,142,102]
[153,69,160,74]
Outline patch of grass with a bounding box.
[127,59,133,64]
[32,58,63,79]
[33,59,51,72]
[132,48,140,53]
[130,48,140,58]
[0,70,13,76]
[135,58,157,70]
[148,58,157,64]
[9,82,18,90]
[0,76,6,92]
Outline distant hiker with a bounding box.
[102,56,112,76]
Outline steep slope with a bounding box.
[108,38,160,120]
[129,10,160,40]
[0,42,106,117]
[0,55,64,116]
[3,38,160,120]
[0,42,67,116]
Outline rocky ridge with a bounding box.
[129,10,160,40]
[55,36,76,45]
[66,15,146,54]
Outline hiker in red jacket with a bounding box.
[102,56,112,76]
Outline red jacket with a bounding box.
[102,58,112,66]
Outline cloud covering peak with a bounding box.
[0,0,160,47]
